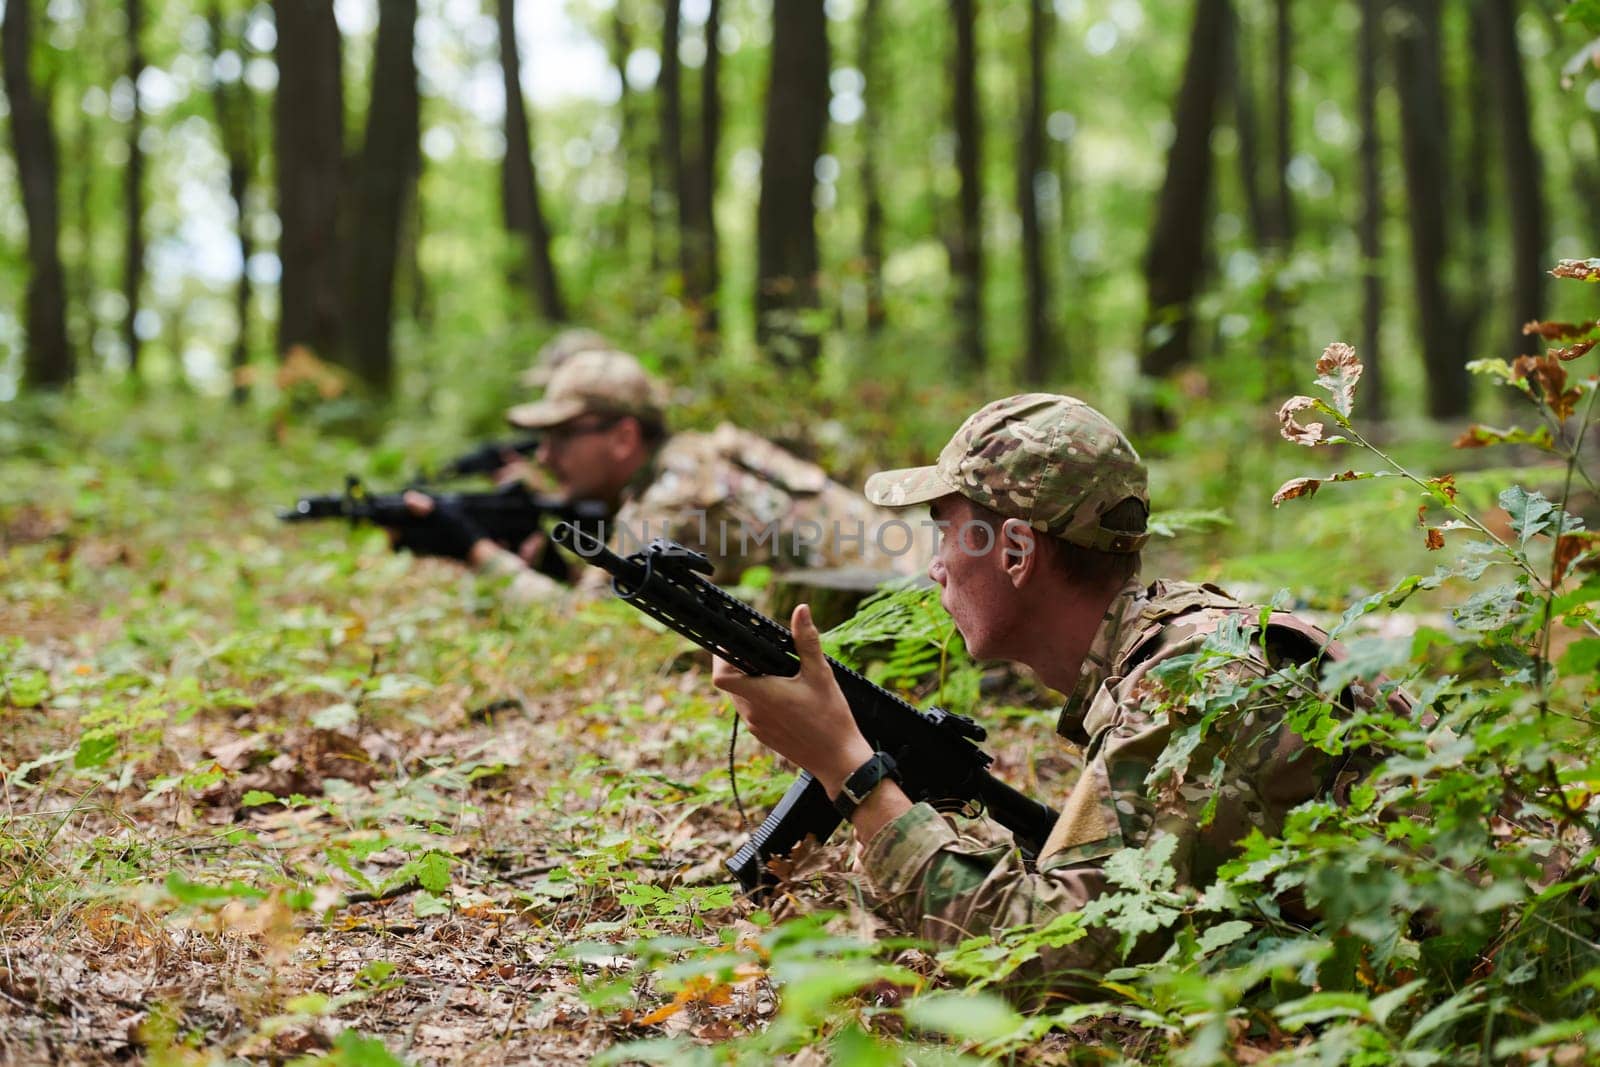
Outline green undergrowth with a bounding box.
[4,275,1600,1062]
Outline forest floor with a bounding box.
[0,423,1105,1066]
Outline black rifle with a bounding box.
[549,521,1058,894]
[280,478,608,578]
[427,437,542,481]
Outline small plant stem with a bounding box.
[1535,379,1600,717]
[1339,423,1551,593]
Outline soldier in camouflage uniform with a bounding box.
[714,393,1366,999]
[406,349,925,603]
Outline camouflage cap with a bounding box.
[864,393,1149,552]
[519,328,613,388]
[506,349,668,430]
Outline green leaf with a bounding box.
[311,701,358,729]
[1558,639,1600,677]
[6,669,50,708]
[903,991,1026,1044]
[415,850,452,893]
[241,790,278,807]
[1499,486,1555,550]
[412,891,450,917]
[165,870,267,906]
[74,733,118,770]
[1565,0,1600,33]
[1196,919,1253,956]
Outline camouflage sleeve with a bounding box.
[473,545,568,606]
[860,803,1123,982]
[858,627,1309,988]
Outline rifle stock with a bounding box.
[549,521,1058,895]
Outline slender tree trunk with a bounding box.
[658,0,683,276]
[1135,0,1230,431]
[858,0,886,333]
[696,0,722,329]
[1481,0,1547,359]
[72,52,96,354]
[1018,0,1054,384]
[1271,0,1293,247]
[949,0,985,372]
[2,0,74,387]
[608,5,639,265]
[208,0,255,404]
[273,0,344,365]
[1393,0,1470,417]
[123,0,146,375]
[677,0,719,331]
[1358,0,1384,419]
[755,0,829,366]
[344,0,419,393]
[497,0,564,321]
[1229,10,1269,249]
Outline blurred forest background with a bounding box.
[2,0,1598,437]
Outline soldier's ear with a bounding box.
[1001,519,1038,587]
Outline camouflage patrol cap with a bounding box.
[506,349,668,430]
[519,328,612,388]
[864,393,1150,553]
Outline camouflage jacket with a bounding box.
[861,579,1365,996]
[481,424,927,604]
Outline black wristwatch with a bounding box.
[833,751,899,819]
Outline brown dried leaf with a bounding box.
[1550,259,1600,282]
[1512,354,1581,420]
[1425,528,1446,551]
[1278,396,1325,446]
[1428,474,1459,504]
[1554,532,1600,584]
[1314,342,1363,416]
[1523,319,1592,340]
[1552,338,1597,362]
[1453,425,1496,449]
[1272,477,1322,506]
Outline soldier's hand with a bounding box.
[712,604,874,798]
[393,491,492,562]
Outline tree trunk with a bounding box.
[2,0,74,388]
[949,0,985,372]
[755,0,829,366]
[678,0,719,331]
[1358,0,1384,419]
[124,0,146,376]
[1271,0,1293,247]
[608,5,640,265]
[696,0,722,329]
[1018,0,1054,384]
[208,0,256,405]
[496,0,565,321]
[1229,10,1269,249]
[658,0,683,276]
[1481,0,1547,360]
[1135,0,1230,431]
[1393,0,1470,417]
[273,0,344,366]
[344,0,419,394]
[858,0,886,333]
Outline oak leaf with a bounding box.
[1425,528,1446,551]
[1278,396,1325,446]
[1550,258,1600,281]
[1522,320,1592,340]
[1314,342,1363,416]
[1272,477,1322,506]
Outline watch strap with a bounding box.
[834,751,898,819]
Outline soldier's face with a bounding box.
[536,415,632,499]
[926,495,1017,660]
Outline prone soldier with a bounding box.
[712,393,1385,999]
